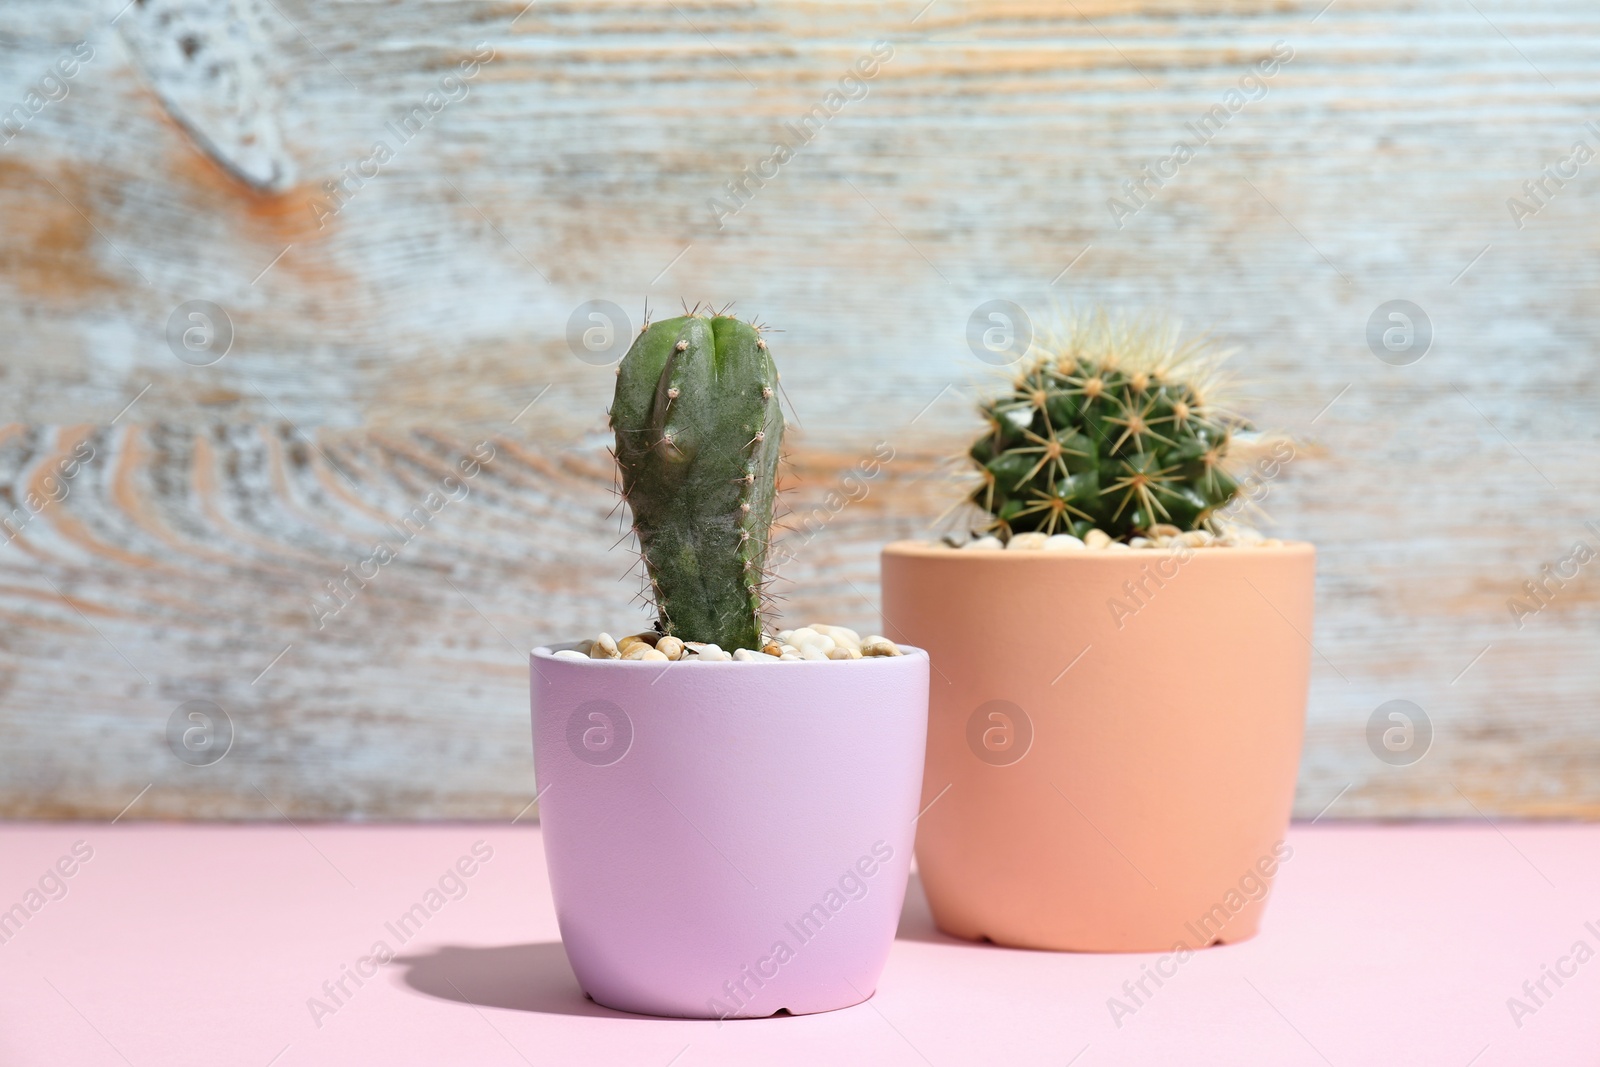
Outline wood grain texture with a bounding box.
[0,0,1597,819]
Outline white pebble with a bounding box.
[801,647,830,661]
[861,637,902,657]
[1043,534,1086,551]
[962,536,1003,550]
[776,630,794,644]
[589,632,620,659]
[694,647,731,662]
[655,636,685,660]
[779,653,802,661]
[809,623,862,650]
[1129,537,1152,549]
[826,646,861,660]
[1083,529,1112,549]
[1007,532,1050,551]
[791,627,835,655]
[733,648,764,661]
[639,648,668,661]
[553,649,588,660]
[1106,541,1131,551]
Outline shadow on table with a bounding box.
[895,872,968,946]
[393,942,662,1019]
[396,873,961,1016]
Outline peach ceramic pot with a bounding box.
[531,644,929,1018]
[880,540,1314,952]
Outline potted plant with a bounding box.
[881,311,1312,952]
[532,308,929,1018]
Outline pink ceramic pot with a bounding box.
[530,645,929,1019]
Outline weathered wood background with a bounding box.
[1,0,1596,820]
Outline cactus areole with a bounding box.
[610,312,783,651]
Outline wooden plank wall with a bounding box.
[1,0,1596,819]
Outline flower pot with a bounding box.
[880,541,1313,952]
[530,645,929,1018]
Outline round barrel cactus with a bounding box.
[967,314,1246,541]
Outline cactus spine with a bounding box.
[610,311,783,650]
[968,313,1245,541]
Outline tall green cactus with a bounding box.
[968,313,1245,541]
[610,310,784,650]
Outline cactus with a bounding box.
[967,312,1246,541]
[610,309,784,650]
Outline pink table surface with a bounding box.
[1,822,1596,1067]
